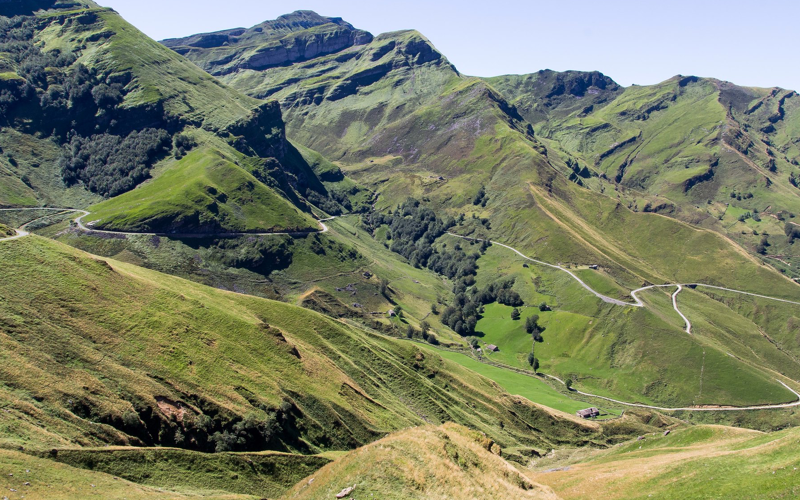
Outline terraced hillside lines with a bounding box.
[0,236,646,459]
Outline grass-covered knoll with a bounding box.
[0,237,655,456]
[86,147,317,233]
[284,423,559,500]
[0,222,15,237]
[529,424,800,499]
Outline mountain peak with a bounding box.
[162,11,373,75]
[0,0,98,16]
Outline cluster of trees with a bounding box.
[214,236,294,273]
[59,128,172,197]
[362,199,483,280]
[729,191,754,201]
[405,321,438,345]
[756,233,771,255]
[440,279,523,336]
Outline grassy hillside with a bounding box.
[490,72,800,277]
[530,424,800,499]
[283,423,558,500]
[86,146,317,233]
[0,236,666,488]
[0,4,361,233]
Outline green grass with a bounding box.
[532,425,800,499]
[418,344,604,416]
[0,236,654,495]
[87,147,317,233]
[48,447,330,498]
[0,449,240,500]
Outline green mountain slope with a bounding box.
[167,13,800,297]
[0,236,662,489]
[489,72,800,276]
[86,146,317,233]
[0,3,365,232]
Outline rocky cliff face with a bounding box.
[163,10,373,76]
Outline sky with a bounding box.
[99,0,799,91]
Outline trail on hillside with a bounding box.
[4,210,800,412]
[543,373,800,412]
[448,232,800,316]
[0,208,334,242]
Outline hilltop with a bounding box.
[0,3,365,232]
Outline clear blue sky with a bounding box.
[100,0,799,91]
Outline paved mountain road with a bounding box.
[0,208,334,242]
[3,209,800,411]
[449,232,800,316]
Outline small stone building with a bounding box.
[576,407,600,419]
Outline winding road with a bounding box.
[448,232,800,335]
[446,232,800,411]
[543,373,800,412]
[4,209,800,411]
[0,207,334,243]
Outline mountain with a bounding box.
[2,5,800,500]
[166,13,800,293]
[0,2,366,233]
[488,71,800,275]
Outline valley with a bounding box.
[0,1,799,498]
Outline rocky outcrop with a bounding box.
[162,11,373,76]
[237,28,372,73]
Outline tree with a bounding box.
[538,302,549,312]
[526,352,539,372]
[431,303,439,314]
[525,314,540,334]
[510,308,521,321]
[380,278,389,297]
[406,325,415,339]
[395,305,403,319]
[420,321,430,335]
[565,378,573,390]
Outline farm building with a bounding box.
[576,407,600,419]
[485,344,499,352]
